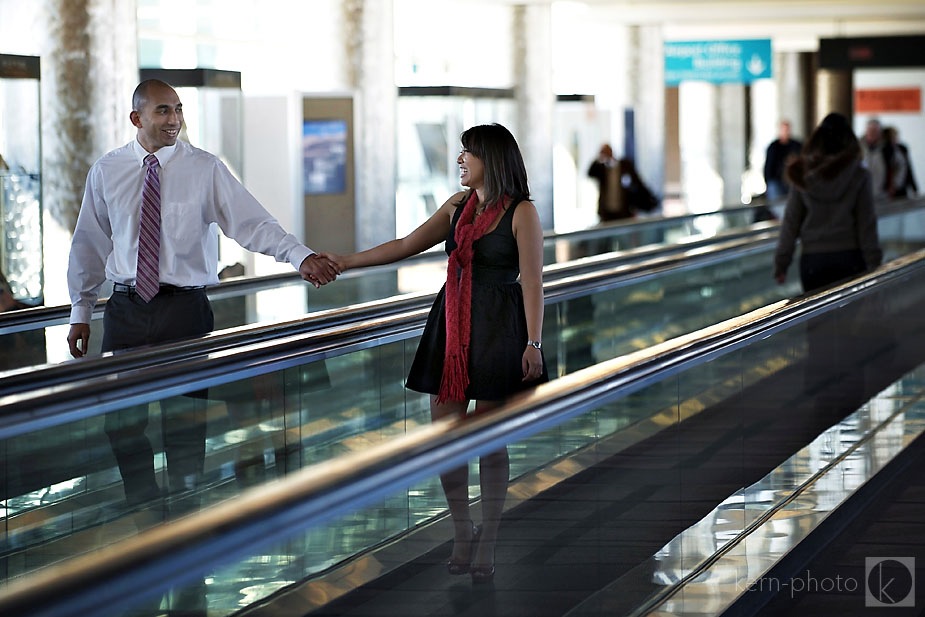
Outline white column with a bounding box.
[679,81,723,212]
[513,4,555,229]
[750,78,777,197]
[630,24,666,200]
[718,84,746,206]
[776,51,808,139]
[41,0,137,233]
[344,0,397,249]
[750,52,808,202]
[40,0,137,306]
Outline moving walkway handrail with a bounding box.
[3,199,917,336]
[0,225,783,394]
[1,244,921,617]
[2,194,921,430]
[0,204,769,335]
[0,230,781,436]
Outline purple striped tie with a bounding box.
[136,154,161,302]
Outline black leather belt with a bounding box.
[112,283,206,296]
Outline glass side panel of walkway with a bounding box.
[4,243,925,617]
[1,204,924,616]
[7,200,922,375]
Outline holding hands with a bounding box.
[300,253,341,288]
[319,252,348,274]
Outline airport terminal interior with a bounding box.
[1,1,925,615]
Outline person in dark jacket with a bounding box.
[883,125,918,199]
[587,144,659,222]
[763,119,802,203]
[774,112,882,293]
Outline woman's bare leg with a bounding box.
[472,400,507,572]
[431,396,475,565]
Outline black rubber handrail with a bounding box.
[2,195,921,432]
[0,227,780,398]
[0,204,769,335]
[0,232,779,438]
[3,199,917,337]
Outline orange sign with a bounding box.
[855,88,922,113]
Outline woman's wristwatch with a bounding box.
[526,340,542,350]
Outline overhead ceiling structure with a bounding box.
[475,0,925,51]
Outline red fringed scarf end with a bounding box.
[436,191,505,404]
[438,345,469,403]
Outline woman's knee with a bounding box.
[430,397,469,421]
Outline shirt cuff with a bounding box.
[70,305,93,325]
[289,245,315,271]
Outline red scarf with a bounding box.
[438,191,504,403]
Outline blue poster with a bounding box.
[303,119,347,195]
[664,39,772,85]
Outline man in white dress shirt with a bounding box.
[65,79,339,513]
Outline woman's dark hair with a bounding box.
[786,112,862,186]
[803,112,861,160]
[456,123,530,207]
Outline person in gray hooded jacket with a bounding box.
[774,112,882,293]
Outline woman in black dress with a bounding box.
[323,123,548,584]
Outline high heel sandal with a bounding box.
[470,532,495,584]
[470,563,495,585]
[446,523,481,575]
[470,548,495,584]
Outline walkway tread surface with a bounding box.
[298,355,914,617]
[751,435,925,617]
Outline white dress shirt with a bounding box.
[68,139,314,324]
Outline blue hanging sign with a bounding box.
[664,39,772,85]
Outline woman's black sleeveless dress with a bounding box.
[405,199,549,401]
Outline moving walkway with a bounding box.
[4,239,925,617]
[1,200,924,616]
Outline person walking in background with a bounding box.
[66,79,339,517]
[322,123,548,584]
[883,125,918,199]
[774,112,882,293]
[588,144,627,221]
[763,119,803,204]
[588,144,659,222]
[859,118,891,202]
